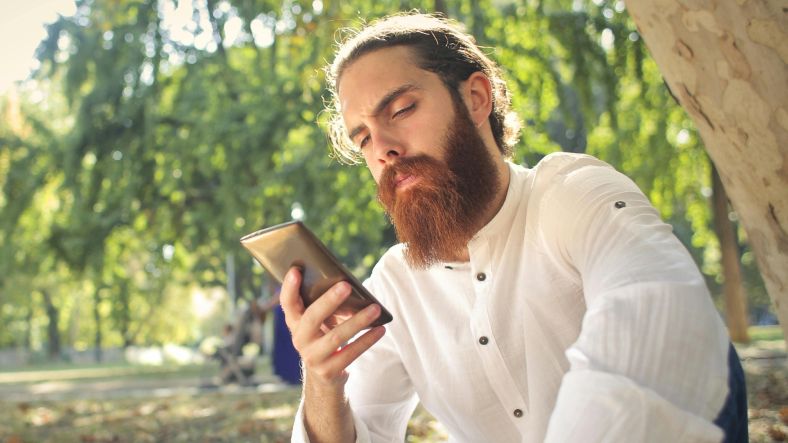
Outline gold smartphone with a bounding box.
[240,220,393,328]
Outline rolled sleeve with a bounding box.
[291,398,372,443]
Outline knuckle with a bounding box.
[327,331,347,349]
[290,333,309,354]
[301,355,316,368]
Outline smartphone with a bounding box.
[240,220,393,328]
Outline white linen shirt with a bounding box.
[292,153,731,442]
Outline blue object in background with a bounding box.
[272,304,302,385]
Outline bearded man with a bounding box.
[279,13,747,443]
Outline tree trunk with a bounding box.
[41,289,61,360]
[24,305,33,351]
[93,289,103,362]
[434,0,447,15]
[227,252,238,309]
[68,302,80,350]
[625,0,788,341]
[118,280,132,349]
[712,164,750,343]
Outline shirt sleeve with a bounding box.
[536,157,730,442]
[291,277,418,443]
[291,397,375,443]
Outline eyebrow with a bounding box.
[347,83,421,142]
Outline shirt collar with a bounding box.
[470,161,527,245]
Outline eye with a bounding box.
[392,103,415,119]
[358,134,371,149]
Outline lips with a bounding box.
[395,174,418,190]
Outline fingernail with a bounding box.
[365,304,380,317]
[334,282,350,298]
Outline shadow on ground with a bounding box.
[0,341,784,443]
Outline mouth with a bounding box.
[395,174,418,190]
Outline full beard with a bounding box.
[377,97,500,269]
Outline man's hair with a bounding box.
[325,13,521,164]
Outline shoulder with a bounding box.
[527,152,648,210]
[525,152,652,258]
[530,152,614,190]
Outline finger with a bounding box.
[314,326,387,378]
[311,303,383,363]
[299,281,353,333]
[279,267,305,330]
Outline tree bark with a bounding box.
[712,164,750,343]
[625,0,788,341]
[41,289,61,360]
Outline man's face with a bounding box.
[338,46,499,268]
[339,45,457,182]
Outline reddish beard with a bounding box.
[377,98,500,269]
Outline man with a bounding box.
[280,13,747,442]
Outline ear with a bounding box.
[462,71,493,127]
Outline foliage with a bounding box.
[0,0,771,354]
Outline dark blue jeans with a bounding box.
[713,343,748,442]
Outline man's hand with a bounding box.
[280,266,386,442]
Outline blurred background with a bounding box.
[0,0,784,442]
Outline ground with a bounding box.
[0,338,784,443]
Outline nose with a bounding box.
[370,129,405,166]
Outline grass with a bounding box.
[749,325,785,342]
[0,332,784,442]
[0,358,447,442]
[0,363,207,385]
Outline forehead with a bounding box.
[337,46,443,120]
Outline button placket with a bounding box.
[472,264,492,350]
[468,241,528,428]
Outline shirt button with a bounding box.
[476,272,486,281]
[513,408,523,418]
[478,336,489,345]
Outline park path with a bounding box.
[0,366,296,403]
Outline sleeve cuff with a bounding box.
[291,396,371,443]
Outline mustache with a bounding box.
[379,155,445,192]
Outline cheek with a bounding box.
[365,161,383,185]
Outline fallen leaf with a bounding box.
[238,419,260,435]
[234,399,252,410]
[769,425,787,442]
